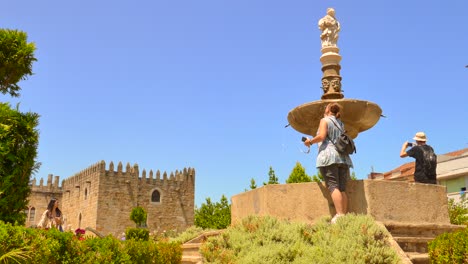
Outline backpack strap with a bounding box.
[327,117,345,133]
[326,117,344,144]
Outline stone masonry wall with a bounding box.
[61,161,102,232]
[27,175,63,227]
[96,161,195,236]
[137,168,195,233]
[28,160,195,237]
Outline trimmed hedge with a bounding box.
[126,227,150,241]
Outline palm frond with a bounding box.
[0,247,32,264]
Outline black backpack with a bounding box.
[327,118,356,155]
[422,146,437,174]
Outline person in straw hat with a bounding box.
[400,132,437,184]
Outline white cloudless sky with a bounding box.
[2,0,467,206]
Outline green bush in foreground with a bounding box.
[0,221,182,263]
[200,214,400,264]
[447,197,468,225]
[428,227,468,263]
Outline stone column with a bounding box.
[320,46,343,99]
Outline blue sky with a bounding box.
[2,0,467,206]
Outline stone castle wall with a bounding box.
[27,161,195,236]
[26,175,63,227]
[61,161,102,234]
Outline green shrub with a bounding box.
[200,214,400,264]
[124,239,181,264]
[28,228,84,264]
[125,239,159,264]
[0,221,183,263]
[0,222,86,264]
[80,236,131,263]
[126,227,149,241]
[428,227,468,263]
[448,198,468,225]
[130,206,147,227]
[0,221,34,263]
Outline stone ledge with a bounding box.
[231,180,451,225]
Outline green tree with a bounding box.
[130,206,147,227]
[195,195,231,229]
[263,166,279,185]
[249,178,257,190]
[0,103,40,224]
[350,171,357,180]
[0,29,36,97]
[286,162,311,183]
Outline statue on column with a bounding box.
[318,8,340,48]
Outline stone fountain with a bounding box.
[287,8,382,139]
[232,10,464,263]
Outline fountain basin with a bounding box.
[287,99,382,139]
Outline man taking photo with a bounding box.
[400,132,437,184]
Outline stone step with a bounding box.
[182,243,202,256]
[181,255,203,264]
[384,222,465,237]
[393,236,434,253]
[406,252,429,264]
[181,230,224,264]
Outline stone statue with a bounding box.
[318,8,340,48]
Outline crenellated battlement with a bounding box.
[30,173,62,192]
[31,160,195,191]
[59,160,195,186]
[139,167,196,182]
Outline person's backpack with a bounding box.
[422,146,437,174]
[327,118,356,155]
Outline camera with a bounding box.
[301,136,307,142]
[407,142,413,147]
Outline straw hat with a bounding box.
[413,132,427,142]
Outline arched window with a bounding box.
[151,190,161,203]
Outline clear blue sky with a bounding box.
[2,0,467,206]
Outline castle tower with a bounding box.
[28,161,195,236]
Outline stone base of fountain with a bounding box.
[231,180,451,225]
